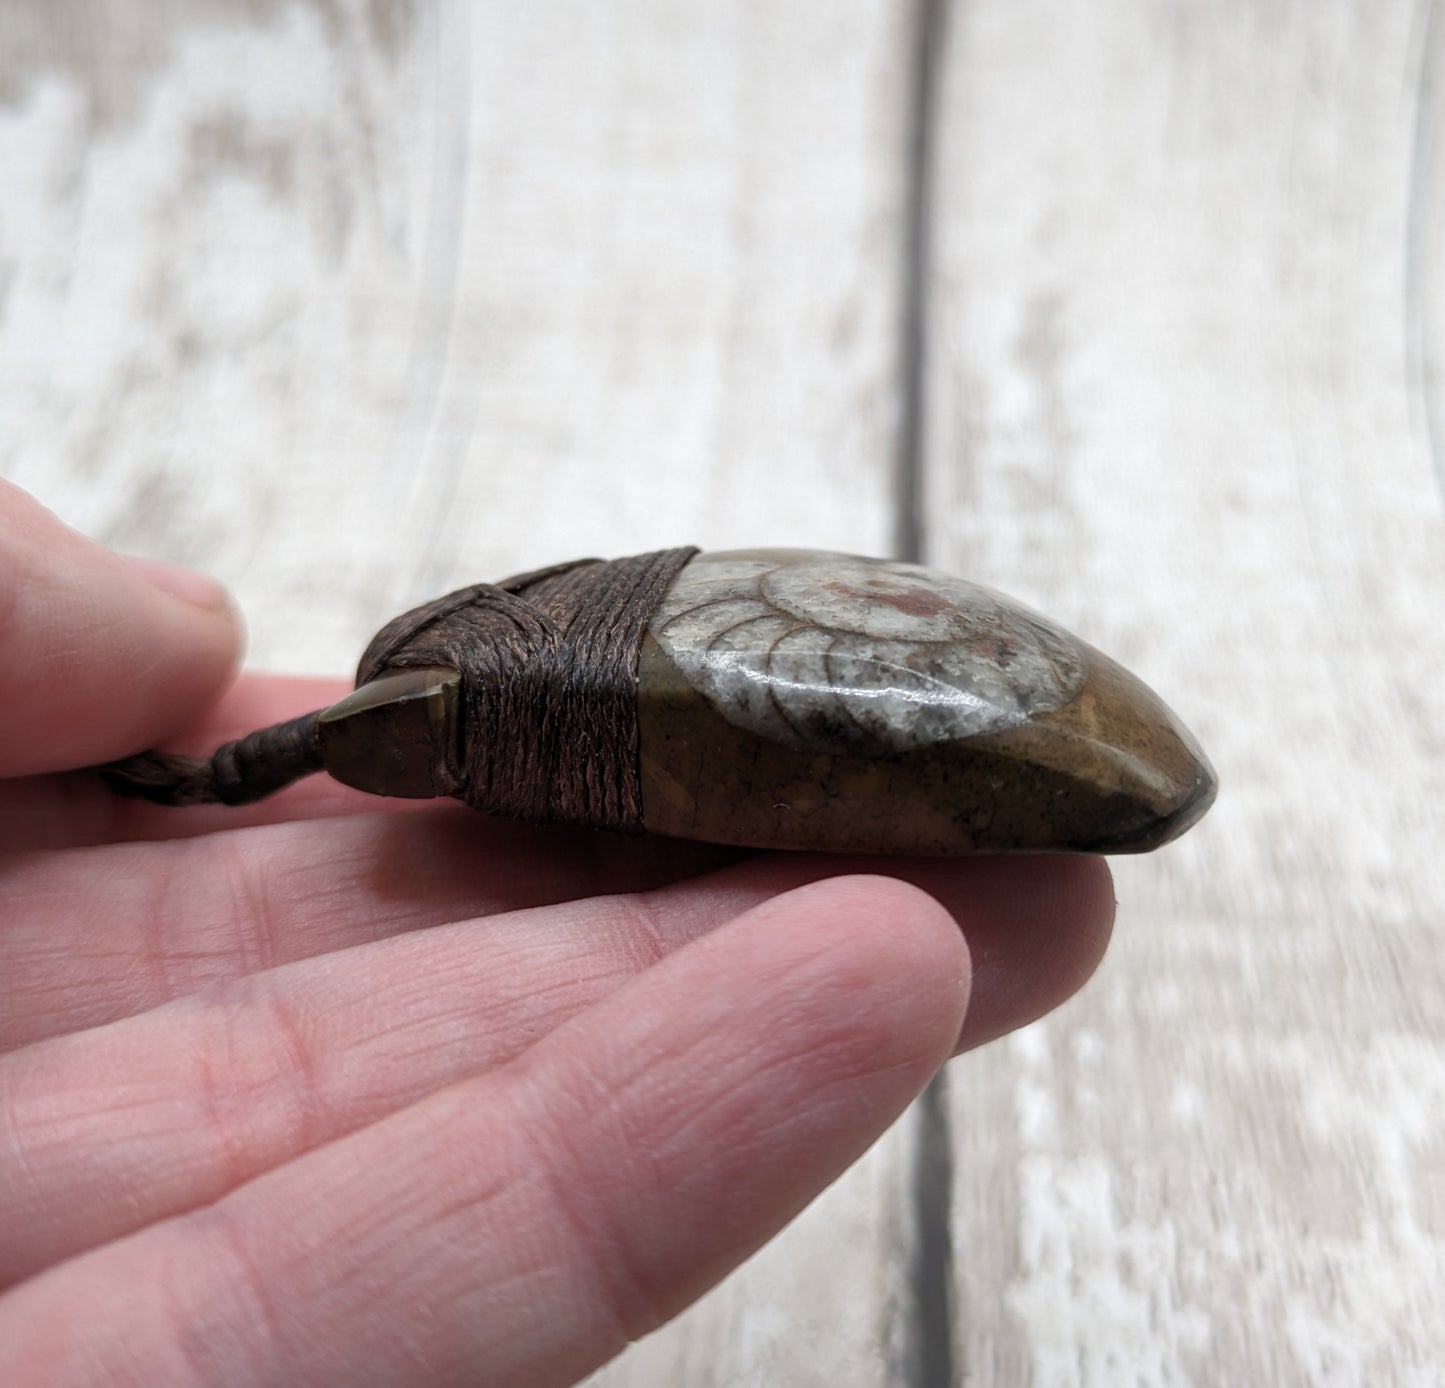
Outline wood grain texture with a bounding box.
[926,2,1445,1382]
[4,0,1442,1384]
[0,2,921,1384]
[1,0,910,673]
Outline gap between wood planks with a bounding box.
[893,3,955,1388]
[1407,0,1445,505]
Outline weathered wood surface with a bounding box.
[2,1,1442,1384]
[927,4,1445,1383]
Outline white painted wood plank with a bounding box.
[1,0,911,670]
[0,3,918,1384]
[927,2,1445,1382]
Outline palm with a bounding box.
[0,493,1112,1387]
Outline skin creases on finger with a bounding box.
[0,853,1109,1291]
[0,876,970,1388]
[0,875,735,1290]
[0,675,367,853]
[0,809,746,1052]
[0,760,1109,1058]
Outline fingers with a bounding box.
[0,877,970,1388]
[0,861,759,1287]
[0,855,1110,1291]
[0,483,242,778]
[0,810,744,1050]
[0,675,376,851]
[947,853,1114,1050]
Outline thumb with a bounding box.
[0,482,242,778]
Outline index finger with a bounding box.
[0,483,241,779]
[0,675,400,851]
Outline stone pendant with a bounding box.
[632,550,1214,855]
[318,548,1216,854]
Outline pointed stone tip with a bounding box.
[1034,650,1219,854]
[1075,749,1218,854]
[1161,749,1219,842]
[317,665,462,799]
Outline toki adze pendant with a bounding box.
[101,548,1216,855]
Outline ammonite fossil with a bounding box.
[100,548,1216,855]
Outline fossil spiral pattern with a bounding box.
[648,549,1088,755]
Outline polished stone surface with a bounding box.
[638,550,1215,854]
[318,665,461,799]
[648,550,1088,752]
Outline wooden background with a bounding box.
[3,1,1443,1383]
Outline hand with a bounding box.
[0,481,1113,1387]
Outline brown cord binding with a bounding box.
[99,711,324,807]
[100,547,698,828]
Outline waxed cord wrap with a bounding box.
[356,546,697,828]
[98,710,324,807]
[99,546,698,821]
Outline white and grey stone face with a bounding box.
[647,550,1088,755]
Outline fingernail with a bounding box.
[127,556,233,613]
